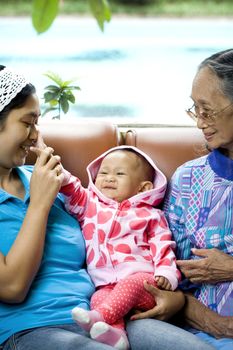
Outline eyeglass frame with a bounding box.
[186,101,233,124]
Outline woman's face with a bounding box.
[191,67,233,158]
[0,93,40,172]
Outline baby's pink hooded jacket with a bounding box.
[61,146,180,290]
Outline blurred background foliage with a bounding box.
[0,0,233,17]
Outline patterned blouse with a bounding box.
[164,148,233,316]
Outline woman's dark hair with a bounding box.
[198,48,233,102]
[0,65,36,125]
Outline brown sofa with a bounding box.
[26,121,122,187]
[124,126,206,180]
[26,120,206,185]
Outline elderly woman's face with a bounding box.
[191,67,233,157]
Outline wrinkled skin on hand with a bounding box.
[184,293,233,339]
[177,248,233,284]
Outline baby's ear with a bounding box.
[139,181,153,193]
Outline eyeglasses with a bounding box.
[186,102,233,124]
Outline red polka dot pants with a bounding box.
[91,272,156,329]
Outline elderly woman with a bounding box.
[129,49,233,350]
[162,49,233,349]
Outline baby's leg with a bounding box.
[90,273,156,349]
[72,286,124,333]
[72,287,111,331]
[73,274,156,349]
[90,321,129,350]
[95,273,156,324]
[72,287,129,349]
[91,286,125,329]
[71,307,102,332]
[72,309,128,349]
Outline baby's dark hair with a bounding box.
[0,65,36,126]
[122,148,155,183]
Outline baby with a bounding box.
[60,145,180,350]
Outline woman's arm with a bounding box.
[37,132,88,219]
[0,147,63,303]
[184,293,233,338]
[131,283,233,339]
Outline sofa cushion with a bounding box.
[125,127,206,180]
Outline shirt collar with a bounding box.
[208,148,233,181]
[0,166,31,203]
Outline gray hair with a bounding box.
[198,48,233,102]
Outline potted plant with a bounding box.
[42,71,81,119]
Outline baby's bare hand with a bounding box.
[155,276,172,291]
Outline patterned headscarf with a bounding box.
[0,67,28,112]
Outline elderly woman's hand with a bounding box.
[177,248,233,284]
[130,281,185,321]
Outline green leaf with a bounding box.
[88,0,111,31]
[44,85,60,92]
[60,95,69,114]
[43,71,63,86]
[65,92,75,104]
[32,0,59,34]
[49,99,59,107]
[44,91,60,103]
[61,79,79,88]
[66,86,81,91]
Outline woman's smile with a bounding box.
[203,131,215,142]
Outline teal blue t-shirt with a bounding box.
[0,166,94,345]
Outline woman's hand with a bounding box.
[177,248,233,284]
[130,281,185,321]
[30,145,64,211]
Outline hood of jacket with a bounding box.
[86,145,167,207]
